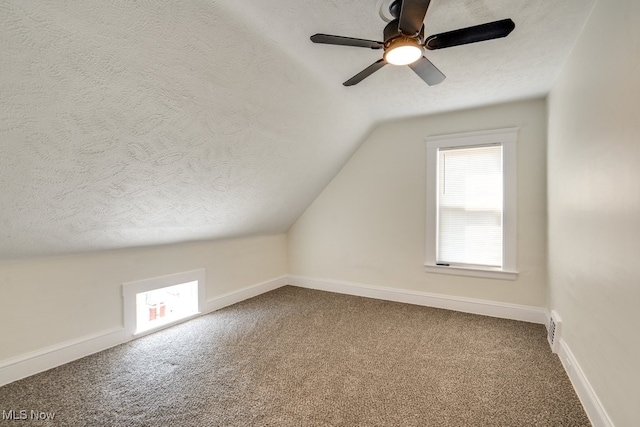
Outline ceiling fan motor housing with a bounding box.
[384,19,425,45]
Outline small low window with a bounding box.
[135,281,199,334]
[123,269,205,339]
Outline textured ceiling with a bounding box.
[0,0,595,261]
[236,0,596,120]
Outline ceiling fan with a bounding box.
[310,0,515,86]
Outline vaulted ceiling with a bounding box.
[0,0,595,261]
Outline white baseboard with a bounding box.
[0,328,125,387]
[0,275,289,388]
[288,275,548,324]
[557,339,614,427]
[203,275,288,313]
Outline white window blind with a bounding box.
[437,144,503,267]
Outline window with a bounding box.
[134,281,199,335]
[425,128,518,280]
[123,269,205,339]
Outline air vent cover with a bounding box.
[547,310,562,353]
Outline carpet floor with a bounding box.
[0,286,590,426]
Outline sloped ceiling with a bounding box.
[0,0,595,261]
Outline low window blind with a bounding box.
[437,144,503,267]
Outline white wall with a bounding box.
[289,99,548,307]
[547,0,640,424]
[0,234,287,362]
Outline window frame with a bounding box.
[122,269,206,340]
[425,128,518,280]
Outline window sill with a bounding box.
[133,312,201,339]
[424,264,518,281]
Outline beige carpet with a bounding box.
[0,286,590,426]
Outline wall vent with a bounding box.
[547,310,561,353]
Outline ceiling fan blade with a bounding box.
[425,18,515,50]
[399,0,432,36]
[343,59,387,86]
[408,56,445,86]
[310,34,384,49]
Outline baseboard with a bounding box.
[557,339,614,427]
[0,328,125,388]
[287,275,547,324]
[0,275,289,388]
[203,275,289,313]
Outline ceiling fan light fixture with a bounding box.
[384,37,423,66]
[310,1,515,86]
